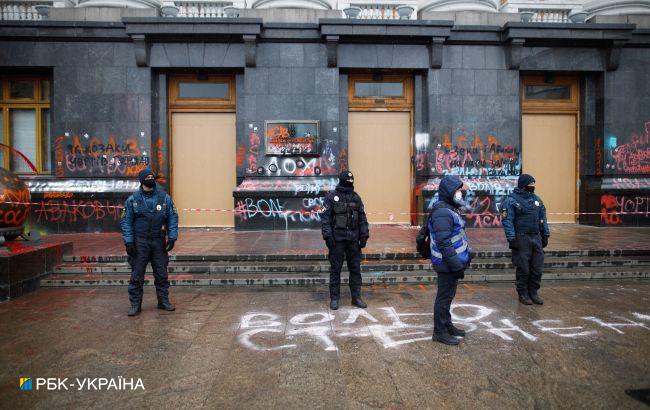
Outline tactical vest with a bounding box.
[332,193,361,230]
[132,190,168,239]
[428,208,471,268]
[511,193,542,234]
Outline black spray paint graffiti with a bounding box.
[238,305,650,352]
[424,177,517,227]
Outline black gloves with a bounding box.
[455,271,465,280]
[325,237,335,250]
[359,237,368,249]
[541,236,549,248]
[508,240,518,251]
[125,243,137,258]
[166,239,176,253]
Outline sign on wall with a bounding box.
[265,121,319,156]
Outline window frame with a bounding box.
[348,74,414,110]
[521,74,579,113]
[0,75,51,175]
[168,74,236,110]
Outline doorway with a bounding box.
[169,74,236,227]
[348,74,413,224]
[521,75,579,223]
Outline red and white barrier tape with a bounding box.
[2,201,649,217]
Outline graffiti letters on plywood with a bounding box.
[265,121,319,156]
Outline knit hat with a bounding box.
[518,174,535,189]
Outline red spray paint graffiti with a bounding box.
[601,194,650,225]
[606,122,650,174]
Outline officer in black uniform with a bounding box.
[120,168,179,316]
[321,170,370,310]
[501,174,550,305]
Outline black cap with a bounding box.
[339,170,354,188]
[518,174,535,189]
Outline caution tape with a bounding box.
[2,201,650,217]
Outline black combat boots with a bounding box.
[530,293,544,305]
[433,331,460,346]
[330,299,339,310]
[448,324,466,337]
[519,294,533,305]
[157,299,175,311]
[128,303,141,316]
[351,297,367,309]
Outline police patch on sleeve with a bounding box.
[534,200,540,207]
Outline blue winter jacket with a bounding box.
[120,185,179,244]
[427,176,471,274]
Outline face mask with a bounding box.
[524,185,535,193]
[142,179,156,188]
[453,190,465,206]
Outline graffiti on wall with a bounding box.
[244,130,339,176]
[605,122,650,174]
[58,134,150,177]
[33,198,122,226]
[265,121,319,156]
[417,132,520,177]
[600,194,650,225]
[423,177,517,227]
[236,178,338,197]
[234,196,324,230]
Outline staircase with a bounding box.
[41,249,650,288]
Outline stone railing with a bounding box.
[339,0,418,19]
[520,8,571,22]
[0,1,54,20]
[175,1,236,17]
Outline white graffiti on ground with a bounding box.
[237,304,650,352]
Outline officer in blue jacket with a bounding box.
[428,175,471,346]
[120,168,178,316]
[501,174,549,306]
[321,171,370,311]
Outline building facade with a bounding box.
[0,2,649,233]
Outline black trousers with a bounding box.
[128,236,170,305]
[328,240,362,300]
[434,272,459,334]
[512,233,544,297]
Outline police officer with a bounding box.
[428,175,471,346]
[321,170,370,310]
[501,174,550,306]
[121,168,179,316]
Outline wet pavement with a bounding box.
[1,280,649,408]
[34,224,650,257]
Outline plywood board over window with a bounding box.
[347,73,415,224]
[521,74,580,223]
[0,76,51,174]
[168,73,237,227]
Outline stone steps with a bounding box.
[52,256,650,274]
[60,248,650,263]
[40,266,650,288]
